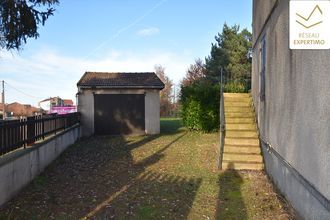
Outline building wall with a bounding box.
[78,90,94,136]
[145,90,160,134]
[252,0,330,218]
[77,88,161,136]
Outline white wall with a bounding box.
[145,90,160,134]
[77,91,94,137]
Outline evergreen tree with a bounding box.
[0,0,58,50]
[205,24,252,82]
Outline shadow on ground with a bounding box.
[216,163,247,219]
[0,119,202,219]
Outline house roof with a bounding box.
[63,99,74,106]
[2,102,40,117]
[77,72,165,89]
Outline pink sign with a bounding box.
[49,106,77,115]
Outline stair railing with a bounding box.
[218,68,226,170]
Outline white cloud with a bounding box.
[0,48,192,106]
[137,27,160,36]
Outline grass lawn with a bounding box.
[0,118,294,219]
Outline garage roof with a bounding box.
[77,72,165,89]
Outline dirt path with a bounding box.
[0,119,295,219]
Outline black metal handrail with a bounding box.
[218,68,226,170]
[0,112,80,156]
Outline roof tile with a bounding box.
[77,72,165,89]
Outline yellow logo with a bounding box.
[296,5,323,29]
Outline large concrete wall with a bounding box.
[0,126,80,206]
[252,0,330,218]
[77,88,161,136]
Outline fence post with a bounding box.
[26,116,35,146]
[42,115,45,140]
[54,115,57,135]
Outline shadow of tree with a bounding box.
[160,118,183,134]
[216,163,247,220]
[88,171,202,219]
[0,118,202,219]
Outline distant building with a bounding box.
[0,103,3,118]
[38,97,64,111]
[252,0,330,219]
[0,102,40,118]
[63,99,74,106]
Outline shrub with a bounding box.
[224,81,247,93]
[180,83,220,132]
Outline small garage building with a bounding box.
[77,72,164,136]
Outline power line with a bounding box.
[4,81,43,100]
[82,0,168,60]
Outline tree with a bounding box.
[181,58,207,87]
[179,24,252,132]
[0,0,59,50]
[205,24,252,82]
[154,65,173,117]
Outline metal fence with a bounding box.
[0,112,80,156]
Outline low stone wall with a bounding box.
[0,125,81,206]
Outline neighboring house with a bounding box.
[48,99,76,115]
[63,99,74,106]
[6,102,40,117]
[77,72,164,136]
[49,106,77,115]
[0,102,40,118]
[38,97,64,111]
[0,103,3,119]
[252,0,329,219]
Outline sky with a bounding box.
[0,0,252,106]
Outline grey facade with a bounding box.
[77,72,164,136]
[252,0,330,219]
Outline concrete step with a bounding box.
[224,97,252,103]
[222,161,264,170]
[226,123,256,131]
[226,117,255,124]
[225,137,259,146]
[225,106,252,113]
[225,112,255,118]
[224,145,261,154]
[226,130,259,138]
[223,153,263,163]
[224,102,252,107]
[224,93,250,98]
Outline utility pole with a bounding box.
[173,84,176,117]
[2,80,5,120]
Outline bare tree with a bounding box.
[182,58,206,86]
[154,65,173,117]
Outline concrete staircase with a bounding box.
[222,93,264,170]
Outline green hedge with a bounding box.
[224,80,250,93]
[180,83,220,132]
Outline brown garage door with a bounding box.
[94,94,145,135]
